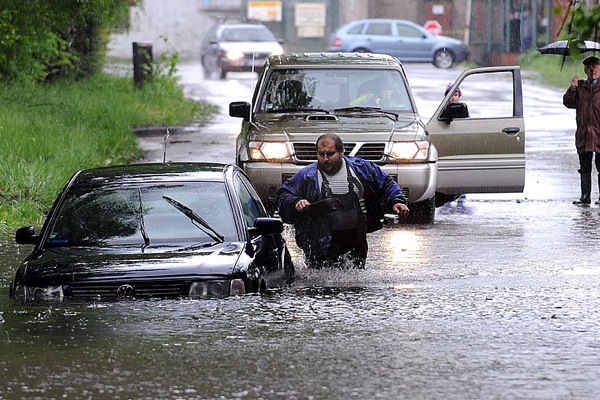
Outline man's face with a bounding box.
[585,63,600,80]
[317,138,343,174]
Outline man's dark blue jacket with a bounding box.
[276,156,407,235]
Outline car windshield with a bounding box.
[46,182,238,249]
[258,68,414,113]
[221,27,275,42]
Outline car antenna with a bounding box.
[163,128,170,163]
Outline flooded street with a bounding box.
[2,63,600,399]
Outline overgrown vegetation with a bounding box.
[0,73,218,236]
[0,0,132,83]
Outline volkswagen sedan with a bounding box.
[10,163,294,302]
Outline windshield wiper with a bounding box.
[333,106,398,120]
[162,195,224,243]
[138,188,150,252]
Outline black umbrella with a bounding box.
[537,40,600,56]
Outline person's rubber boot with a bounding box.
[573,172,592,205]
[596,174,600,205]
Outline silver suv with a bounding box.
[229,52,525,223]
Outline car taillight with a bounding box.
[332,37,342,49]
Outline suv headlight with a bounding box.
[249,141,292,161]
[390,140,429,162]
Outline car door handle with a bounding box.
[502,127,520,136]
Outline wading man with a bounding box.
[276,133,409,269]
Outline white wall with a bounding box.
[107,0,241,61]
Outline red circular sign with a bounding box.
[424,20,442,35]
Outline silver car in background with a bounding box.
[330,19,470,69]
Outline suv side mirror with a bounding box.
[229,101,251,120]
[439,102,469,124]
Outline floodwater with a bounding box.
[2,63,600,399]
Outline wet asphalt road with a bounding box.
[1,62,600,399]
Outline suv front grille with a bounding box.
[293,142,385,162]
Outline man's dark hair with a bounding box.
[316,133,344,152]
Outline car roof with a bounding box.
[345,18,421,25]
[73,162,234,186]
[266,52,403,67]
[217,23,269,30]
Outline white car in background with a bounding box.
[201,22,284,80]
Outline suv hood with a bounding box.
[252,113,424,139]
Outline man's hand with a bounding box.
[295,199,311,212]
[393,202,410,217]
[571,76,579,89]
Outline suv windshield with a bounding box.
[258,68,414,113]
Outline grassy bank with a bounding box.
[0,73,217,236]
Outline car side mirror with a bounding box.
[248,217,284,238]
[15,226,40,245]
[229,101,251,120]
[439,102,469,124]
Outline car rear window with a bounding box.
[348,23,365,35]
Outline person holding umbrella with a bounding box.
[563,55,600,205]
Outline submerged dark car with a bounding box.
[10,163,294,302]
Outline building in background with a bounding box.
[108,0,572,66]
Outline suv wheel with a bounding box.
[407,196,435,224]
[433,49,455,69]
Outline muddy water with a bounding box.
[2,198,600,399]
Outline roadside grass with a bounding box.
[0,73,217,236]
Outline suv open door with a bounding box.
[427,66,525,201]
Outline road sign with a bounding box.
[424,20,442,35]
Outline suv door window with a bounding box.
[428,67,525,195]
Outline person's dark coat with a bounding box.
[563,80,600,154]
[276,156,406,255]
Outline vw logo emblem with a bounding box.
[116,284,135,299]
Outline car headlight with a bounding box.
[225,50,244,61]
[389,140,429,162]
[249,141,292,161]
[188,279,246,298]
[13,285,64,302]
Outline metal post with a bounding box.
[133,42,153,88]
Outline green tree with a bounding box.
[0,0,133,83]
[556,2,600,57]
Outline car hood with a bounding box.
[436,35,464,45]
[20,242,247,286]
[220,42,283,53]
[252,113,424,139]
